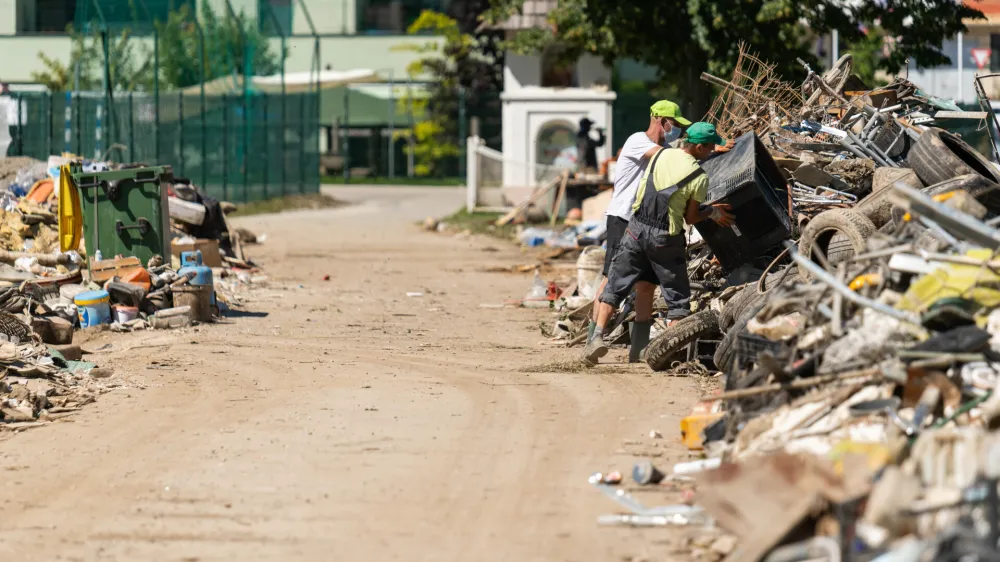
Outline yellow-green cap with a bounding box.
[650,100,691,126]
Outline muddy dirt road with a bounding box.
[0,187,701,561]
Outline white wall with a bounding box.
[504,53,540,91]
[280,36,441,78]
[576,54,610,89]
[0,34,438,84]
[501,88,616,200]
[0,0,18,34]
[0,36,72,83]
[205,0,355,35]
[295,0,355,35]
[906,67,980,105]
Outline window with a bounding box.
[21,0,194,34]
[259,0,293,37]
[357,0,451,34]
[33,0,75,33]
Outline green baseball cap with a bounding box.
[650,100,691,126]
[685,122,725,146]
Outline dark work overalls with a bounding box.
[600,148,705,320]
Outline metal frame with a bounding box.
[974,73,1000,163]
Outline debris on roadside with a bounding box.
[0,152,271,428]
[570,47,1000,561]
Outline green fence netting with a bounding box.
[7,90,319,202]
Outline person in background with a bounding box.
[584,122,735,365]
[585,100,689,361]
[576,118,606,171]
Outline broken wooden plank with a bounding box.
[495,174,564,227]
[549,171,570,226]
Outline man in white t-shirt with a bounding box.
[587,100,689,361]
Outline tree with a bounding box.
[399,10,503,176]
[32,25,153,92]
[847,26,889,87]
[446,0,505,95]
[32,3,283,92]
[484,0,983,115]
[157,3,283,89]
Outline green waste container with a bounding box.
[69,163,173,267]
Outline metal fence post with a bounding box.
[128,92,135,162]
[75,94,81,155]
[262,0,288,199]
[99,27,111,161]
[388,70,394,180]
[154,28,160,163]
[294,0,320,193]
[314,36,320,193]
[63,92,71,154]
[222,94,229,202]
[280,47,286,197]
[201,95,207,191]
[179,94,185,176]
[16,94,23,156]
[406,77,415,177]
[458,86,467,179]
[194,13,207,190]
[262,92,268,200]
[300,91,307,192]
[342,89,349,183]
[47,93,53,156]
[242,75,250,202]
[95,99,103,160]
[221,0,249,202]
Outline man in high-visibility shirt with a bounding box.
[584,122,735,365]
[586,101,689,356]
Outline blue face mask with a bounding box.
[662,122,682,146]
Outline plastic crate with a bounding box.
[695,132,792,272]
[734,332,783,368]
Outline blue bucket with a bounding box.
[74,290,112,327]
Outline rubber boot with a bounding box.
[629,320,652,363]
[583,327,609,365]
[587,320,597,342]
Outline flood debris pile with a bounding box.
[0,153,268,429]
[582,50,1000,560]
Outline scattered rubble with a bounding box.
[0,152,269,431]
[463,43,1000,561]
[579,52,1000,560]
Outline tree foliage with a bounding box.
[32,26,153,91]
[847,26,889,87]
[485,0,983,114]
[399,10,503,176]
[32,3,283,92]
[158,3,283,89]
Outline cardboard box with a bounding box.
[171,238,222,267]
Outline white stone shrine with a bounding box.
[499,52,616,203]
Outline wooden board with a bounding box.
[549,172,570,226]
[90,256,144,284]
[495,173,564,226]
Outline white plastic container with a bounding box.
[672,458,722,475]
[113,305,139,324]
[576,246,606,299]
